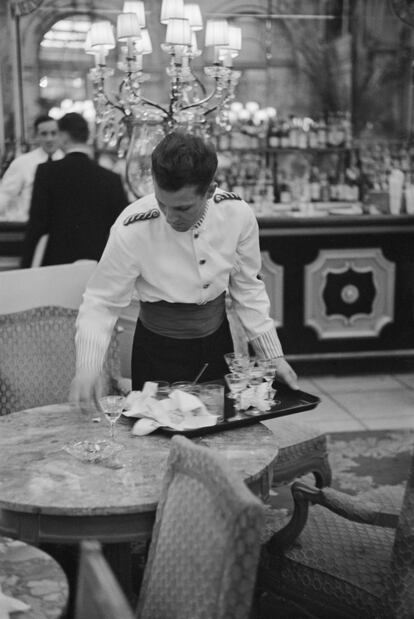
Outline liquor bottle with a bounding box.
[317,118,327,148]
[279,171,291,203]
[309,166,321,202]
[319,172,330,203]
[268,118,280,148]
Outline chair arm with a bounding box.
[266,480,399,555]
[294,481,399,527]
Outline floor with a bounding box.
[263,369,414,435]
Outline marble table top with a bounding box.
[0,404,278,517]
[0,536,68,619]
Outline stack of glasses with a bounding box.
[223,353,280,419]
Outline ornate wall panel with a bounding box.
[261,251,283,327]
[304,248,395,339]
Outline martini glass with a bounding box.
[99,395,125,443]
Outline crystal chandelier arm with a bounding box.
[137,95,170,117]
[180,82,217,110]
[94,73,128,116]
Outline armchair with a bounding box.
[136,434,266,619]
[256,449,414,618]
[0,305,123,415]
[75,435,266,619]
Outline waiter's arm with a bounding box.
[228,206,299,390]
[71,224,140,410]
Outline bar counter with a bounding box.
[1,214,413,373]
[258,212,414,372]
[0,221,25,270]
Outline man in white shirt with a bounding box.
[0,115,63,220]
[71,131,298,410]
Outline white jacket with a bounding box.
[0,147,64,220]
[76,189,284,375]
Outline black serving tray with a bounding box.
[155,381,320,438]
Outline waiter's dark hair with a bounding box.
[151,131,218,195]
[57,112,89,143]
[34,114,55,132]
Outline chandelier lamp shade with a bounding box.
[85,0,242,196]
[85,2,242,127]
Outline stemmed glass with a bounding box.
[99,395,125,443]
[224,372,248,420]
[224,352,251,373]
[257,359,281,406]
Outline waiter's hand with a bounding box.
[69,369,102,414]
[272,357,299,390]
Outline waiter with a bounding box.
[71,131,298,410]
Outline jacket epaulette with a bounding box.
[213,191,242,203]
[123,209,160,226]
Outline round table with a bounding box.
[0,403,278,597]
[0,536,68,619]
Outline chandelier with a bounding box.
[85,0,242,197]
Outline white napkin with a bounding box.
[0,585,30,619]
[124,383,218,435]
[239,382,271,412]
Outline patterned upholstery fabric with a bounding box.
[0,306,121,415]
[258,454,414,618]
[269,419,332,487]
[136,435,266,619]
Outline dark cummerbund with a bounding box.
[139,292,226,339]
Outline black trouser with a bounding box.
[131,317,234,390]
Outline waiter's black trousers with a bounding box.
[131,317,234,390]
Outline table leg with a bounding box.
[103,542,137,606]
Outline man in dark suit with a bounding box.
[21,112,128,267]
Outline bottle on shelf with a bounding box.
[309,166,321,202]
[279,171,292,204]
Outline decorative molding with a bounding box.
[261,251,284,327]
[305,248,395,339]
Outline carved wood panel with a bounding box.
[304,248,395,339]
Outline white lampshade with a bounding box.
[205,20,229,47]
[165,18,191,45]
[227,25,241,52]
[117,13,141,41]
[190,31,198,53]
[184,4,203,31]
[84,29,95,54]
[238,109,250,121]
[136,29,152,54]
[161,0,184,25]
[89,21,116,49]
[245,101,260,113]
[230,101,244,113]
[123,1,146,27]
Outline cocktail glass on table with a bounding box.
[99,395,125,443]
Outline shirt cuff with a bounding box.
[75,332,109,376]
[250,328,284,359]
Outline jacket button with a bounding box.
[203,283,210,289]
[194,233,199,239]
[199,259,206,265]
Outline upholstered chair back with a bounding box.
[0,306,120,415]
[137,435,266,619]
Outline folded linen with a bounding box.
[123,382,218,435]
[239,382,272,412]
